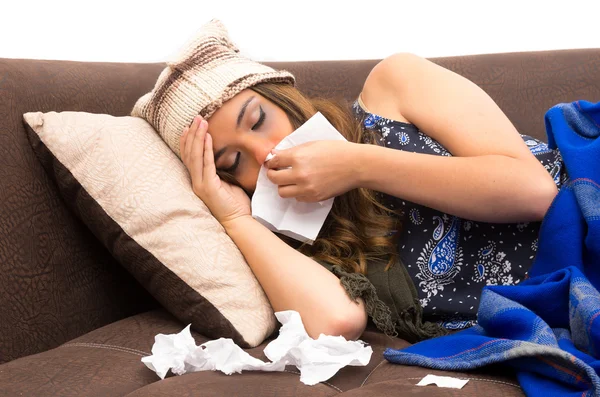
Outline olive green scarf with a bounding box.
[320,260,447,343]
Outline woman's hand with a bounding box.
[265,140,362,202]
[180,116,251,225]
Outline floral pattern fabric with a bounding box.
[353,100,569,329]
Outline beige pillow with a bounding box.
[23,111,276,347]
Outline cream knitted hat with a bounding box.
[131,19,295,158]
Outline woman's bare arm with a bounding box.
[222,215,368,340]
[355,53,557,222]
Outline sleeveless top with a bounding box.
[352,96,569,330]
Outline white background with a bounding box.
[2,0,599,63]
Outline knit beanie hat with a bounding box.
[131,19,295,158]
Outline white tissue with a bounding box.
[251,112,347,245]
[416,374,469,389]
[142,310,372,386]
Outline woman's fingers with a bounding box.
[185,116,201,162]
[189,119,207,181]
[203,127,217,179]
[265,148,293,169]
[277,184,302,199]
[266,168,295,186]
[180,127,189,161]
[294,196,313,203]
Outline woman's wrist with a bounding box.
[221,214,256,236]
[349,142,374,189]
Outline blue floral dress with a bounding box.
[353,97,569,330]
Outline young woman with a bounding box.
[178,52,566,343]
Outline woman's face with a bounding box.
[207,89,293,192]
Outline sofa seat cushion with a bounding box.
[124,364,524,397]
[0,309,524,396]
[0,309,178,397]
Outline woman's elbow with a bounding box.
[531,178,559,221]
[325,304,368,341]
[340,319,368,341]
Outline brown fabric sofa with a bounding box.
[0,49,599,396]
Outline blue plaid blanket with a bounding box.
[384,100,600,397]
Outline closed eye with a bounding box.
[222,152,241,173]
[251,106,265,131]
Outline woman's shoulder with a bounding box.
[359,53,422,124]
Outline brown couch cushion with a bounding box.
[126,370,523,397]
[126,339,524,397]
[0,309,523,396]
[0,310,172,397]
[23,110,278,348]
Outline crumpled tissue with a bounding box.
[416,374,469,389]
[251,112,347,245]
[142,310,372,385]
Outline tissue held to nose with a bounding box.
[251,112,347,245]
[142,310,372,386]
[264,152,276,162]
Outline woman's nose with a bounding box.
[248,138,277,165]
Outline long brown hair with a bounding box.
[218,82,402,275]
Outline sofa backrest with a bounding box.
[0,59,164,364]
[0,48,599,363]
[269,48,600,142]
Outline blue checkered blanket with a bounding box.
[384,100,600,397]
